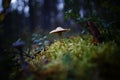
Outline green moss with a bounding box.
[27,35,119,80]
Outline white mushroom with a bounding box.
[49,27,70,41]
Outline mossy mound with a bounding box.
[24,35,120,80]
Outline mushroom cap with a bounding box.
[12,39,25,49]
[50,27,70,34]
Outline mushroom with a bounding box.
[49,27,70,41]
[12,39,30,76]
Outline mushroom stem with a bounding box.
[58,32,62,42]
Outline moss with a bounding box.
[23,35,120,80]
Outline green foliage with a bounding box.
[23,33,51,60]
[27,35,120,80]
[64,0,120,32]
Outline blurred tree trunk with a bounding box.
[29,0,59,32]
[0,0,17,80]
